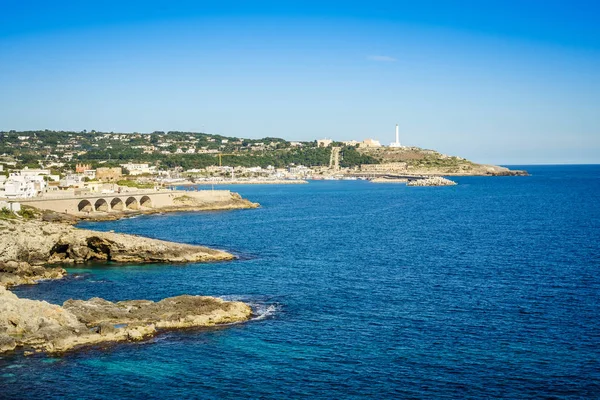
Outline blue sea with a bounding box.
[2,165,600,399]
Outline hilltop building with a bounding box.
[317,139,333,147]
[360,138,381,148]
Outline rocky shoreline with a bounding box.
[0,218,235,287]
[0,211,256,355]
[0,286,251,354]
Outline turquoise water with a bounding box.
[3,165,600,398]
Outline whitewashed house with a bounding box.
[3,174,46,198]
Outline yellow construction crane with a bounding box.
[216,153,236,167]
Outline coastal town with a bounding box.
[0,128,526,215]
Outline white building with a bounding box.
[59,174,85,188]
[120,163,157,176]
[18,167,51,177]
[83,169,96,180]
[2,174,46,198]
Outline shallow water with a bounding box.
[3,165,600,398]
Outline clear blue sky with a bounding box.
[1,0,599,164]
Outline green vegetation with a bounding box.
[339,146,380,168]
[116,180,154,189]
[0,208,15,219]
[0,207,37,220]
[17,208,37,219]
[0,130,380,171]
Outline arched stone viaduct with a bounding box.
[75,195,153,213]
[19,190,233,215]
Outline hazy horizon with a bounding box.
[1,1,599,165]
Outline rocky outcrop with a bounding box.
[0,218,234,287]
[0,203,256,355]
[0,286,251,354]
[172,192,259,209]
[407,177,458,186]
[0,261,66,288]
[64,295,251,330]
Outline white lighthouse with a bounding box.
[389,124,402,148]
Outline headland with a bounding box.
[0,193,258,355]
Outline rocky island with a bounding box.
[407,176,458,186]
[0,215,254,355]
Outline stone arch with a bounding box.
[110,197,124,211]
[125,197,139,210]
[140,195,152,208]
[78,199,93,212]
[94,198,109,212]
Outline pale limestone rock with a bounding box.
[0,285,252,354]
[407,177,458,187]
[0,218,234,287]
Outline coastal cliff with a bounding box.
[0,218,233,287]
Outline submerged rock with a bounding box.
[0,285,252,354]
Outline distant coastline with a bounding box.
[175,179,309,186]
